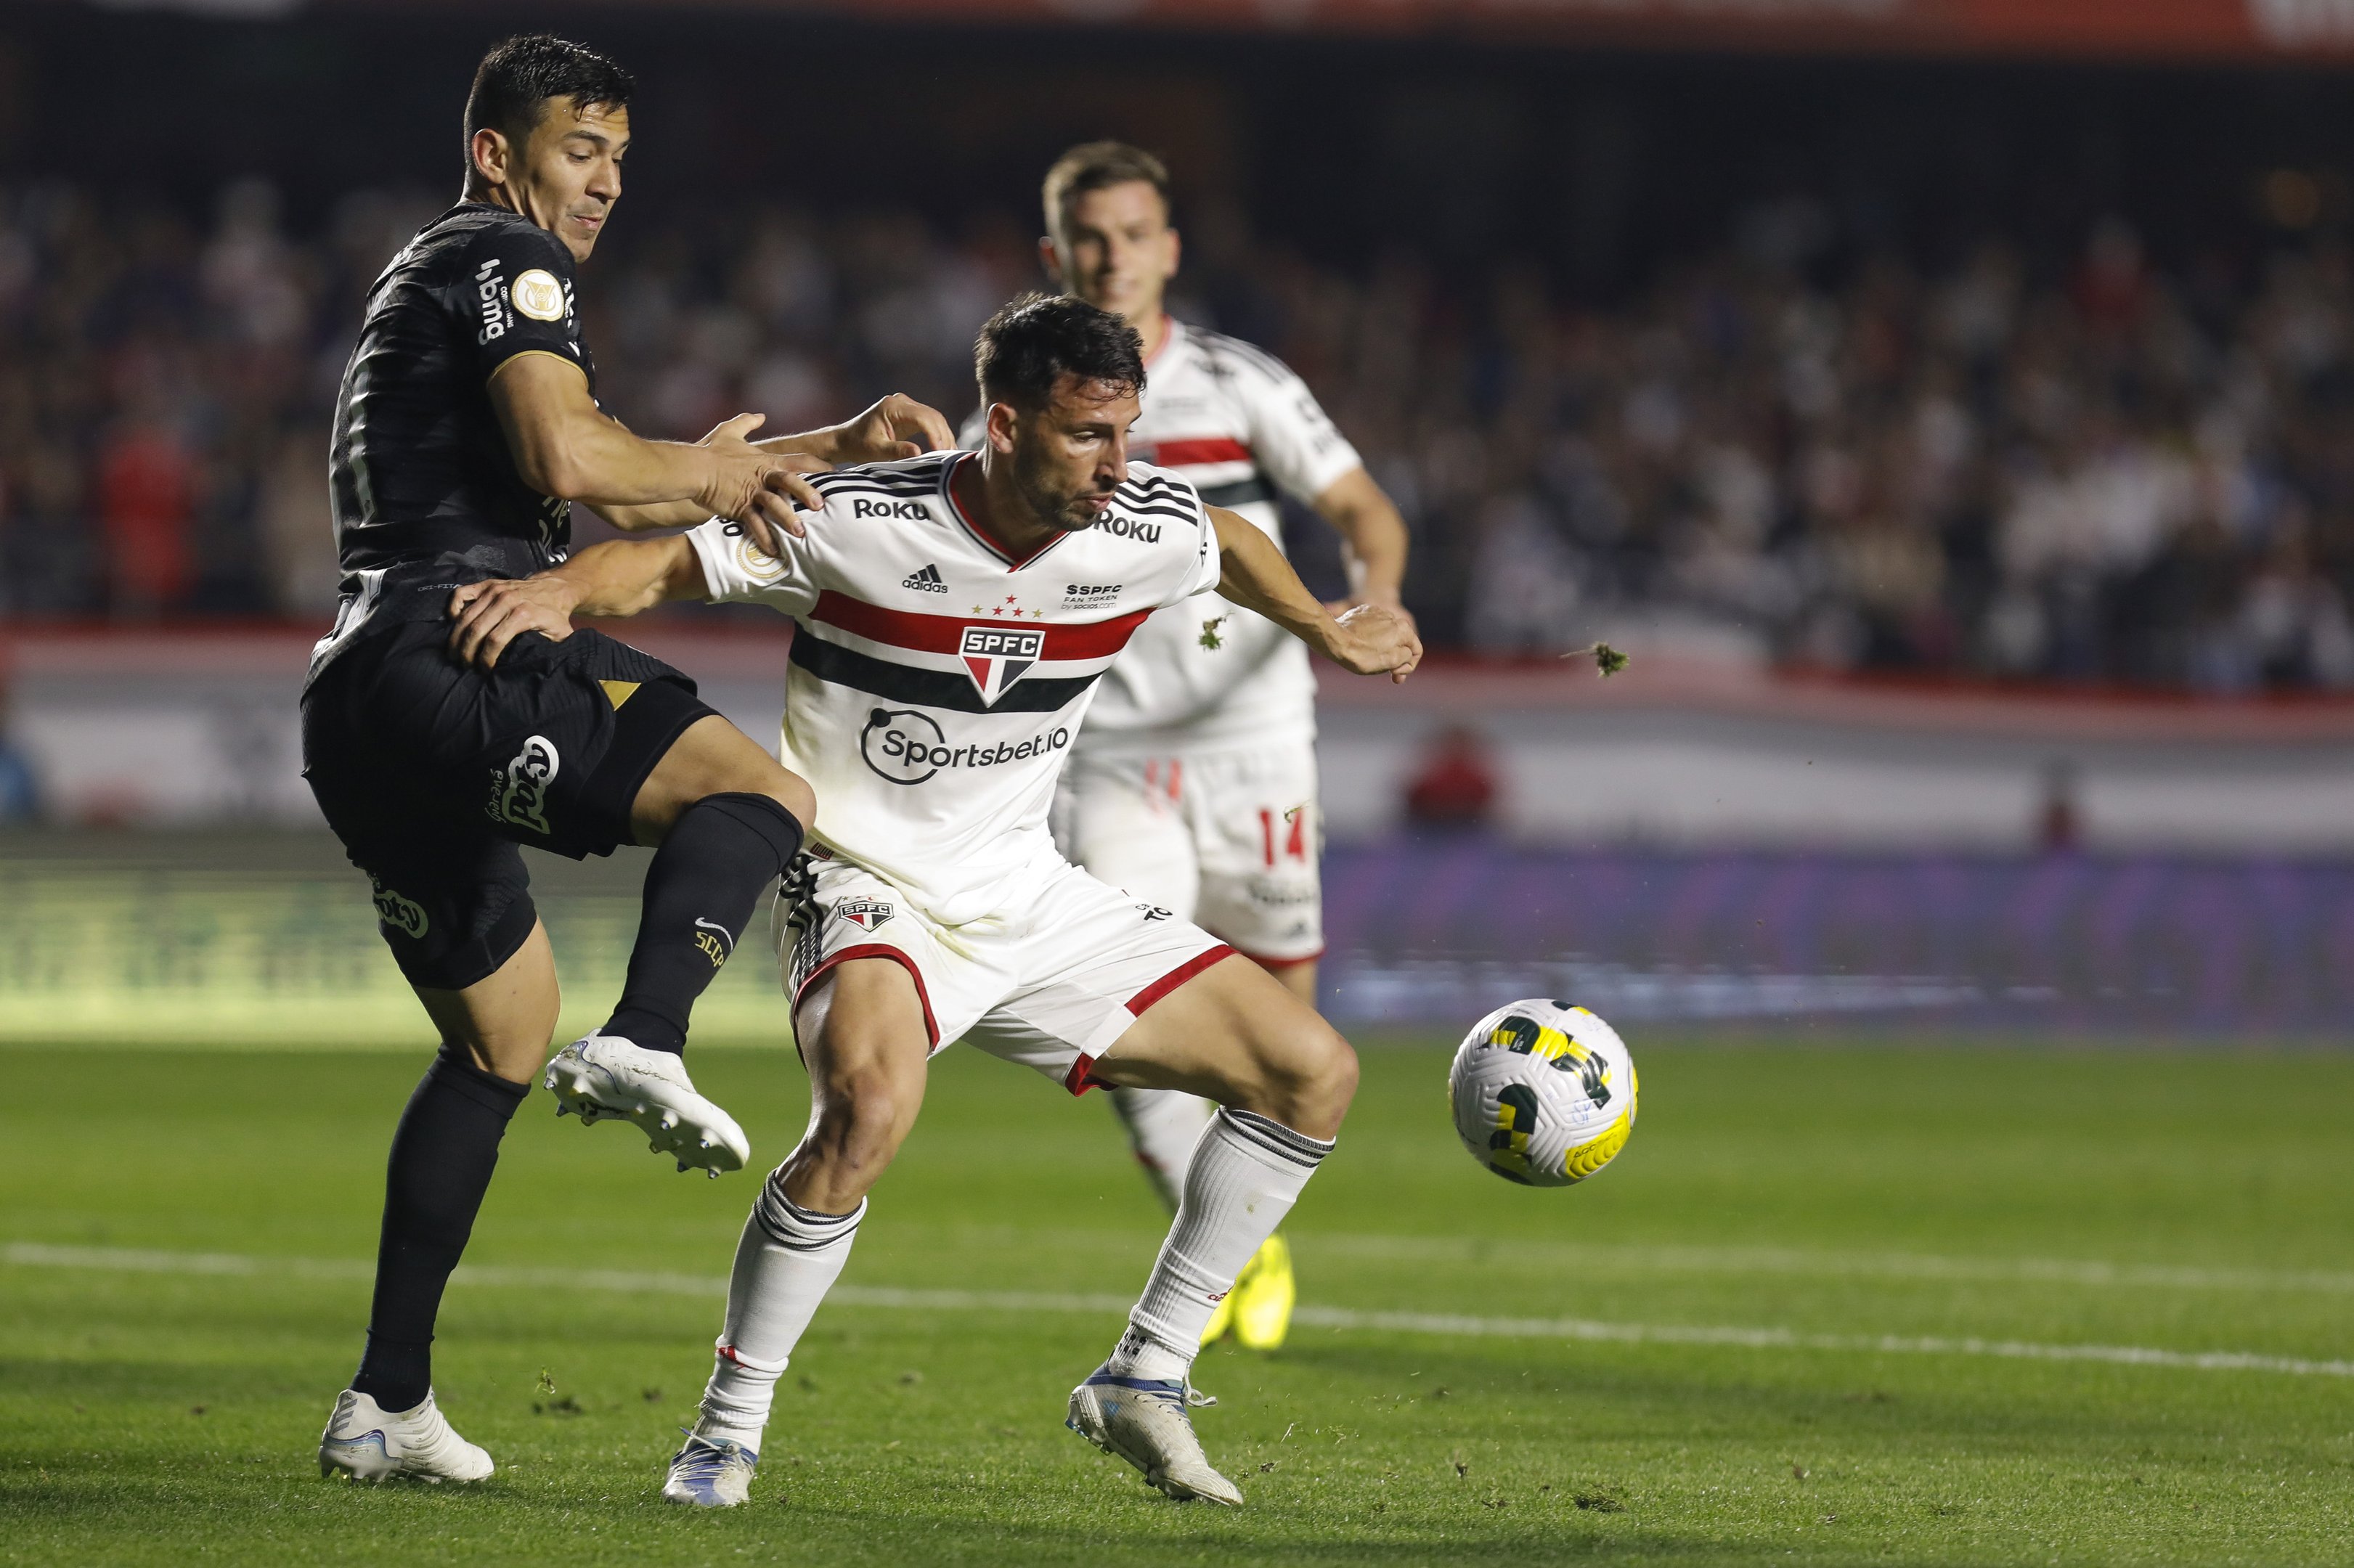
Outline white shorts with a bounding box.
[1051,743,1322,965]
[776,846,1234,1094]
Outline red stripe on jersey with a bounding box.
[810,590,1149,660]
[1144,437,1253,468]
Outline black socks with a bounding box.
[350,793,800,1410]
[605,792,804,1055]
[351,1042,529,1413]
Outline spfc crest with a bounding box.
[958,624,1043,705]
[839,898,894,931]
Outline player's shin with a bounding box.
[606,793,803,1055]
[353,1042,529,1413]
[1107,1107,1332,1381]
[694,1172,865,1447]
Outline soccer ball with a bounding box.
[1449,1000,1638,1187]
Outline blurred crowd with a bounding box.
[7,178,2354,691]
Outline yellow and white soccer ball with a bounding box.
[1448,1000,1638,1187]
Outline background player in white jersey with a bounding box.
[963,142,1415,1350]
[454,295,1420,1509]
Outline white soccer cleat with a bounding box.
[1066,1368,1242,1506]
[543,1034,750,1177]
[317,1388,493,1485]
[661,1430,759,1508]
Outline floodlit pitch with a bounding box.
[2,1039,2349,1564]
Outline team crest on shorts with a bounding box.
[839,898,894,931]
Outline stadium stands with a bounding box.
[9,176,2354,693]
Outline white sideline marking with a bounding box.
[7,1241,2350,1380]
[1302,1236,2354,1297]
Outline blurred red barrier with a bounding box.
[13,624,2354,743]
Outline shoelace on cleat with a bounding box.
[673,1429,754,1470]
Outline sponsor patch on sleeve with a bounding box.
[733,531,788,583]
[510,269,566,322]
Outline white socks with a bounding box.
[696,1108,1328,1432]
[1108,1106,1332,1382]
[695,1172,865,1449]
[1108,1086,1217,1212]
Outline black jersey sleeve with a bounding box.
[457,220,586,383]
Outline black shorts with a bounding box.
[301,619,717,990]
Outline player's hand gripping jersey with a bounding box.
[960,321,1361,755]
[685,452,1221,925]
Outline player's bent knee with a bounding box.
[762,775,816,833]
[476,1034,553,1086]
[635,716,815,840]
[704,757,813,830]
[1284,1026,1359,1134]
[812,1068,913,1169]
[1320,1030,1361,1106]
[1234,1017,1356,1140]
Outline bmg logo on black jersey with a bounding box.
[860,706,1068,785]
[474,258,510,344]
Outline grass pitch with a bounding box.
[2,1037,2350,1567]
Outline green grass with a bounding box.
[3,1037,2352,1566]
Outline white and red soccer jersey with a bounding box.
[960,319,1363,757]
[685,452,1221,924]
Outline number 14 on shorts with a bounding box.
[1258,807,1309,867]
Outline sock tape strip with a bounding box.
[714,1340,791,1376]
[753,1182,866,1251]
[1217,1106,1334,1169]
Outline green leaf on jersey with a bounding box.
[1199,616,1229,651]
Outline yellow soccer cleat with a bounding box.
[1199,1287,1237,1346]
[1230,1233,1295,1351]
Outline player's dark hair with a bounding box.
[1042,140,1172,239]
[463,35,635,182]
[975,292,1146,410]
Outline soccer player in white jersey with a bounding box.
[451,294,1420,1508]
[960,142,1414,1350]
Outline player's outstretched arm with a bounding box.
[593,395,958,535]
[489,355,819,552]
[757,393,958,466]
[1209,505,1422,684]
[1312,467,1411,608]
[445,536,706,671]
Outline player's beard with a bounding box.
[1012,443,1115,534]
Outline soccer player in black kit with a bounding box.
[307,35,952,1482]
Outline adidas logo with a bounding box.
[901,563,948,594]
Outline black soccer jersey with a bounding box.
[327,203,596,595]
